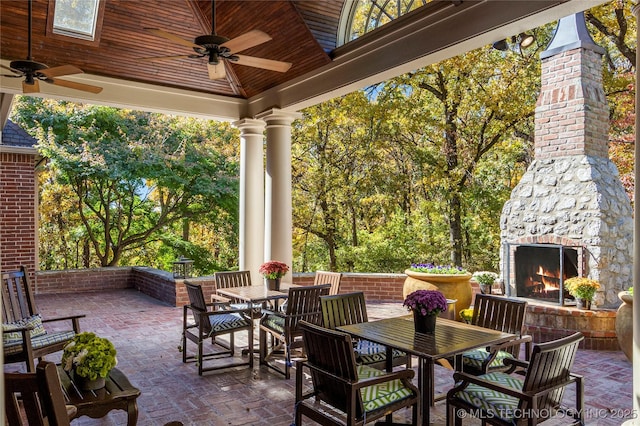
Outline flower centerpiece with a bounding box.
[259,260,290,290]
[62,332,117,390]
[403,289,448,333]
[473,271,498,294]
[564,277,599,309]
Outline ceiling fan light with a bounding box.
[492,39,508,51]
[518,32,535,48]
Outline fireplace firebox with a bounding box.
[504,243,583,305]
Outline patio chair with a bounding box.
[259,284,330,379]
[295,320,420,426]
[5,360,77,426]
[460,293,532,375]
[447,332,584,426]
[182,281,254,375]
[2,266,84,372]
[314,270,342,295]
[320,291,410,370]
[214,270,263,318]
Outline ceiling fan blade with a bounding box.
[140,55,194,62]
[234,55,292,73]
[39,65,83,78]
[48,78,103,94]
[207,62,226,80]
[1,64,22,76]
[23,80,40,94]
[221,30,272,53]
[144,28,201,49]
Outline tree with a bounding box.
[12,97,239,268]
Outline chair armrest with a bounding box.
[481,335,533,372]
[503,357,529,370]
[2,324,34,334]
[42,314,85,333]
[210,294,231,304]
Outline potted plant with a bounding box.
[459,308,474,324]
[62,332,117,390]
[473,271,498,294]
[564,277,599,310]
[403,263,473,318]
[259,260,290,291]
[403,289,448,333]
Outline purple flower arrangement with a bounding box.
[403,290,448,316]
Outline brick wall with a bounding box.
[36,267,132,293]
[0,152,37,279]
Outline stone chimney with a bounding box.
[500,13,633,308]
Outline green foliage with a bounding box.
[61,332,117,380]
[11,97,239,269]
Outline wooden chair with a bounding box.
[5,360,77,426]
[2,266,84,372]
[320,291,410,370]
[447,332,585,426]
[461,294,532,375]
[259,284,330,379]
[314,270,342,295]
[182,281,254,375]
[295,320,420,426]
[214,270,263,318]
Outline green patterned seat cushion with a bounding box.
[261,313,285,334]
[355,340,406,365]
[208,313,251,333]
[3,314,47,344]
[4,330,75,355]
[357,365,414,413]
[462,348,514,370]
[454,371,523,423]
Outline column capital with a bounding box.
[233,118,266,134]
[255,108,302,126]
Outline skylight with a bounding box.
[52,0,100,41]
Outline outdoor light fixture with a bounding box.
[491,32,535,51]
[492,39,508,51]
[518,32,535,48]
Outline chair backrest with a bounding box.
[184,281,211,335]
[5,360,72,426]
[313,271,342,295]
[299,320,364,418]
[214,270,252,289]
[320,291,368,330]
[471,293,527,336]
[283,284,331,334]
[2,266,38,323]
[519,332,583,416]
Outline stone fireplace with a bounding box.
[500,14,633,309]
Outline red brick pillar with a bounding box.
[0,150,38,281]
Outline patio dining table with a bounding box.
[337,315,515,425]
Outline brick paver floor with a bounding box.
[4,289,631,425]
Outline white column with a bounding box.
[233,119,265,285]
[631,4,640,424]
[256,109,301,284]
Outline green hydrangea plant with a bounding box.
[62,332,117,380]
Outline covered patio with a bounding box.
[17,288,630,425]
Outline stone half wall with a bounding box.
[500,155,633,308]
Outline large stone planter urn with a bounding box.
[403,270,473,320]
[616,291,633,363]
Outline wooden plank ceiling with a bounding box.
[0,0,335,99]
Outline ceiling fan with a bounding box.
[142,0,292,80]
[0,0,103,94]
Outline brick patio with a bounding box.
[5,289,632,426]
